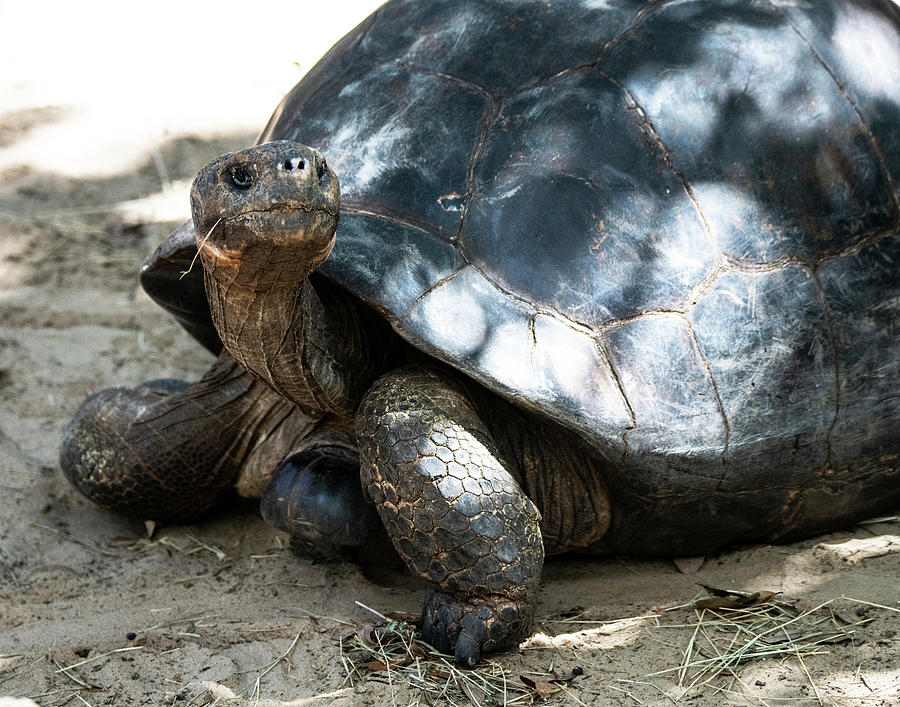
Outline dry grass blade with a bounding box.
[247,634,300,704]
[54,646,144,674]
[841,595,900,613]
[857,515,900,525]
[650,591,874,701]
[154,534,228,561]
[340,617,580,705]
[180,218,221,279]
[29,522,120,557]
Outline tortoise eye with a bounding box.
[229,165,253,189]
[316,159,326,180]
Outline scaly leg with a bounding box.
[357,366,544,665]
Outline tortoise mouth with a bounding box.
[226,203,338,225]
[216,204,339,243]
[197,203,338,279]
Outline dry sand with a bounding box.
[1,3,898,705]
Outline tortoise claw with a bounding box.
[421,587,532,666]
[455,615,485,667]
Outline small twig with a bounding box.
[29,523,119,557]
[53,658,97,689]
[263,579,324,588]
[297,688,355,701]
[185,533,227,561]
[26,688,85,701]
[615,680,679,706]
[137,612,220,634]
[155,534,227,561]
[249,634,300,704]
[787,632,824,706]
[73,692,95,707]
[355,600,391,622]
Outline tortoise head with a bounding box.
[191,140,340,287]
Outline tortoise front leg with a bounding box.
[60,352,320,522]
[356,366,544,665]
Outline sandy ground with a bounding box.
[1,3,899,705]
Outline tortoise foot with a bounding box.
[60,353,284,522]
[422,587,534,666]
[260,448,393,562]
[60,382,221,522]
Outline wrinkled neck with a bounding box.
[203,254,392,418]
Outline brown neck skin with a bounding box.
[200,231,394,419]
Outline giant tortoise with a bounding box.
[61,0,900,665]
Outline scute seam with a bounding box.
[505,0,674,97]
[765,0,900,214]
[457,97,505,244]
[594,335,636,430]
[341,201,455,244]
[464,262,600,338]
[400,263,469,321]
[595,69,722,268]
[684,320,731,488]
[392,60,495,100]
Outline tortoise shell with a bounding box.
[146,0,900,548]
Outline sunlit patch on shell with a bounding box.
[830,3,900,101]
[605,313,726,458]
[403,267,633,442]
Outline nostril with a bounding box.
[284,157,306,173]
[316,159,326,180]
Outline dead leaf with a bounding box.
[694,589,778,610]
[144,520,157,538]
[106,535,140,548]
[674,556,705,574]
[408,640,428,658]
[363,660,390,671]
[355,626,378,647]
[461,680,488,704]
[830,608,857,625]
[520,675,561,699]
[815,536,900,565]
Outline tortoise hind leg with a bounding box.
[356,366,544,666]
[260,445,396,564]
[60,352,314,522]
